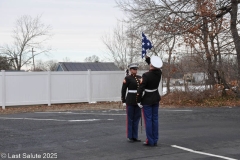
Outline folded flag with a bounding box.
[142,32,153,58]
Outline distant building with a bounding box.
[192,72,207,84]
[183,72,207,84]
[55,62,120,71]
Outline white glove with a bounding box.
[137,103,143,108]
[122,103,126,107]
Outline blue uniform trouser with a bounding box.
[126,105,141,139]
[142,103,159,145]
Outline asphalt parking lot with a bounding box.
[0,107,240,160]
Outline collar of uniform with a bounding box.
[131,74,136,77]
[149,69,160,71]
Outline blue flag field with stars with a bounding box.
[142,32,153,58]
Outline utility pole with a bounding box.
[32,48,36,71]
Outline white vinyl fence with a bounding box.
[0,70,162,109]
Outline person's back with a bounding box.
[138,69,162,105]
[136,55,163,147]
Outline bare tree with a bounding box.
[102,22,144,70]
[0,15,52,70]
[45,60,58,71]
[84,55,100,62]
[33,59,58,71]
[216,0,240,96]
[62,57,71,62]
[34,60,46,71]
[117,0,239,94]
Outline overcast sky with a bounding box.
[0,0,123,62]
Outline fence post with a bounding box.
[47,71,51,106]
[87,69,92,103]
[1,70,5,109]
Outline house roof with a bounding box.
[57,62,120,71]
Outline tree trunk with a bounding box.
[202,17,216,86]
[166,52,172,94]
[230,0,240,97]
[166,36,176,94]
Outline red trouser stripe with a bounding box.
[126,105,128,138]
[142,108,146,129]
[142,108,148,143]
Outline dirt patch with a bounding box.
[0,102,124,115]
[0,101,182,115]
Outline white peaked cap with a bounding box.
[128,63,139,69]
[150,55,163,68]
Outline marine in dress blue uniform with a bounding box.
[121,63,142,142]
[137,56,163,146]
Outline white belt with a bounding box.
[145,89,157,92]
[128,90,137,93]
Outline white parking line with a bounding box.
[35,109,192,116]
[171,145,238,160]
[35,111,126,115]
[163,110,193,112]
[0,117,113,122]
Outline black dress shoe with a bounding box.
[132,138,141,142]
[127,138,134,143]
[143,142,154,147]
[154,143,158,146]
